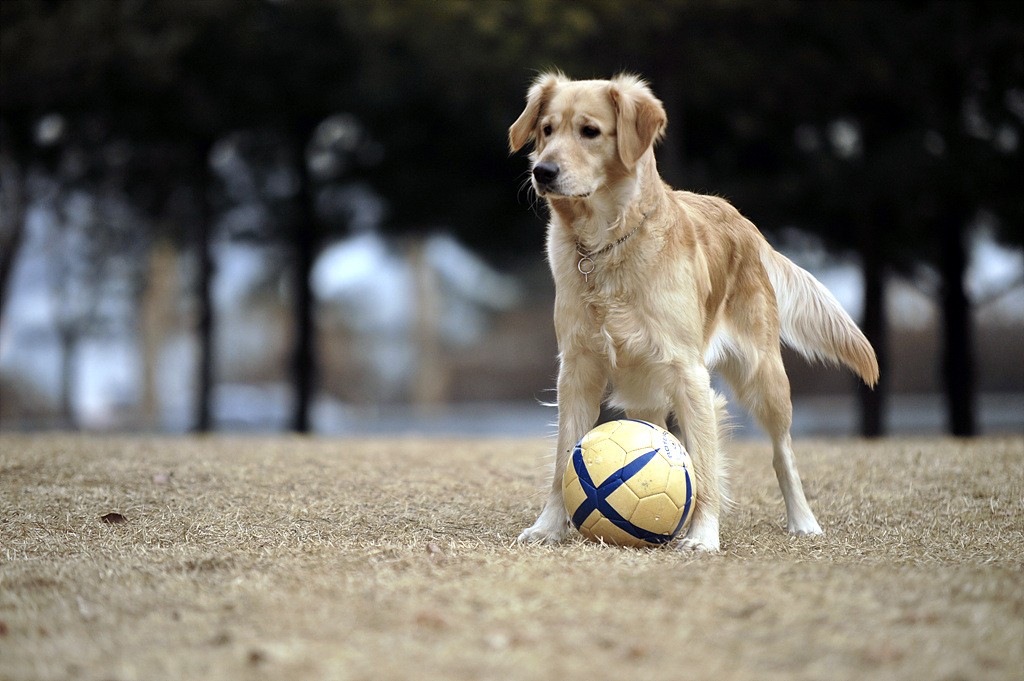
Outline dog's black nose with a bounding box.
[533,162,559,186]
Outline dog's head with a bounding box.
[509,72,667,200]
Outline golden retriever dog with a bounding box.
[509,72,878,552]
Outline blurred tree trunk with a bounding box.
[857,224,886,437]
[938,213,975,436]
[141,240,177,428]
[194,143,215,433]
[0,199,24,326]
[0,146,26,328]
[411,238,448,408]
[57,325,77,429]
[291,127,317,433]
[291,210,315,434]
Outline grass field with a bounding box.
[1,433,1022,681]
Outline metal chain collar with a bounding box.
[574,211,650,282]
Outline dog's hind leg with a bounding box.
[718,345,823,536]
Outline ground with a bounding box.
[1,434,1021,681]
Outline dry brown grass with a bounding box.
[1,433,1022,681]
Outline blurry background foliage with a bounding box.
[0,0,1021,435]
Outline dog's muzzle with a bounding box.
[532,162,560,192]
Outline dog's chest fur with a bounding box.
[557,238,693,371]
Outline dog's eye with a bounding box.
[581,125,600,139]
[542,125,553,137]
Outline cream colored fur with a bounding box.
[509,72,878,552]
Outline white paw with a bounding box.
[679,514,720,553]
[678,537,719,553]
[517,520,569,545]
[517,504,571,545]
[787,518,824,537]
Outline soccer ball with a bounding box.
[563,419,694,548]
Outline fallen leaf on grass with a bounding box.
[414,610,448,629]
[729,601,767,619]
[627,643,652,660]
[210,632,232,646]
[863,642,906,664]
[100,512,127,524]
[425,542,447,564]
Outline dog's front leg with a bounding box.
[518,352,607,545]
[672,361,723,553]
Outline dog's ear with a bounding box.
[509,72,566,153]
[609,74,667,168]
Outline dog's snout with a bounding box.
[533,162,560,186]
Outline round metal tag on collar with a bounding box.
[577,256,596,281]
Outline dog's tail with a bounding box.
[760,247,879,387]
